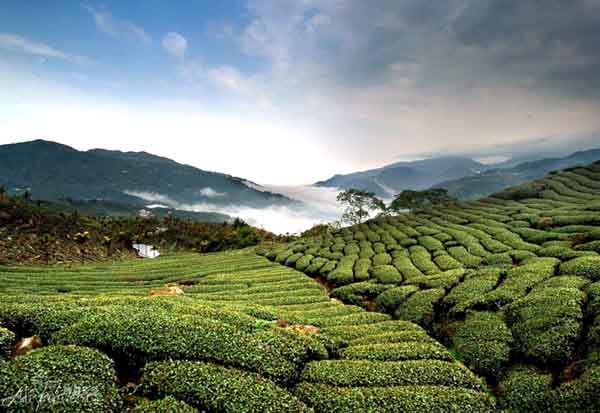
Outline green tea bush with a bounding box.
[141,360,311,413]
[497,365,553,412]
[372,253,392,266]
[409,246,440,274]
[327,265,355,286]
[306,257,328,274]
[560,256,600,281]
[448,246,483,268]
[371,265,402,284]
[295,254,314,271]
[275,249,294,264]
[0,327,15,360]
[330,282,391,306]
[433,253,463,271]
[418,236,444,252]
[347,330,436,347]
[539,245,595,260]
[533,275,590,291]
[53,308,319,383]
[300,359,483,388]
[0,345,122,412]
[395,288,445,328]
[444,269,501,310]
[506,287,584,366]
[320,260,338,275]
[451,311,512,378]
[353,258,371,281]
[0,300,95,341]
[392,256,424,280]
[375,285,419,312]
[294,383,495,412]
[129,397,199,413]
[323,320,421,342]
[405,269,465,290]
[339,341,452,362]
[575,240,600,253]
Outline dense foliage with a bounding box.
[0,191,285,264]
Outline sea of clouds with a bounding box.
[126,185,345,234]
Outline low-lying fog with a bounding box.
[131,186,347,235]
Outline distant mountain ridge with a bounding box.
[316,156,484,197]
[435,148,600,200]
[0,140,293,209]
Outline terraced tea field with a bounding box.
[260,161,600,411]
[1,162,600,412]
[0,250,493,412]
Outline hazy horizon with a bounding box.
[2,1,600,185]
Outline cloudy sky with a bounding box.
[1,1,600,184]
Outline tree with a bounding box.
[389,188,456,213]
[336,189,386,226]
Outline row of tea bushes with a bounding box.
[140,360,312,413]
[0,345,122,412]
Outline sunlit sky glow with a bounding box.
[2,1,600,184]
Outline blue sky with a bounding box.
[1,1,600,184]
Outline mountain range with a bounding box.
[435,148,600,200]
[315,156,485,198]
[0,140,293,210]
[316,149,600,200]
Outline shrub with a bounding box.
[0,345,122,412]
[330,282,391,306]
[392,256,424,280]
[406,269,465,290]
[448,246,483,268]
[539,245,595,260]
[418,236,444,252]
[444,270,501,310]
[560,256,600,281]
[339,341,451,362]
[300,359,482,388]
[141,360,311,413]
[323,320,421,342]
[0,327,15,360]
[320,260,338,275]
[371,265,402,284]
[295,254,314,271]
[375,285,419,312]
[347,330,436,347]
[575,240,600,253]
[433,253,463,271]
[53,308,319,384]
[372,253,392,266]
[506,287,584,366]
[451,311,512,378]
[409,246,440,274]
[353,258,371,281]
[395,288,445,328]
[129,397,199,413]
[294,383,495,413]
[306,257,328,274]
[497,365,553,412]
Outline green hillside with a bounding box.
[261,160,600,411]
[1,162,600,411]
[0,140,292,208]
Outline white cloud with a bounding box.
[162,32,187,59]
[124,187,344,234]
[0,33,90,65]
[199,187,225,198]
[85,6,151,45]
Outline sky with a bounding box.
[2,1,600,185]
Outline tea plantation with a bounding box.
[259,161,600,412]
[1,162,600,412]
